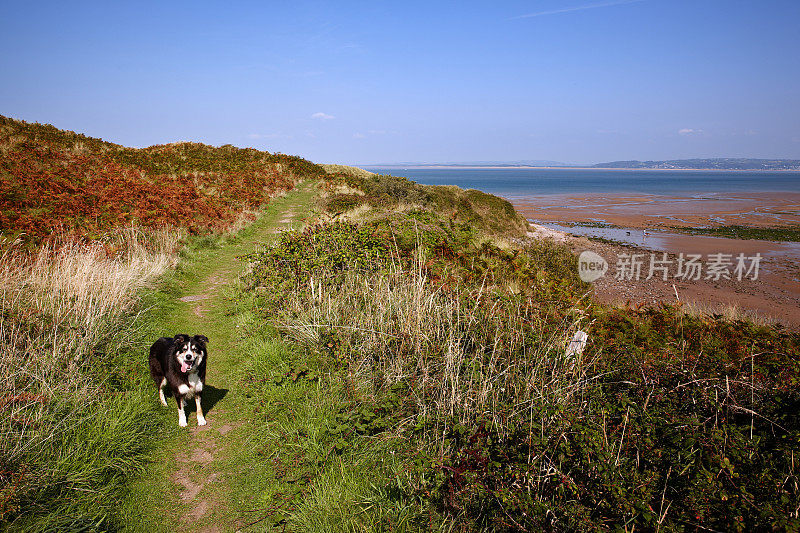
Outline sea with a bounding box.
[363,167,800,199]
[364,167,800,252]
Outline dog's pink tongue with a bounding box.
[181,362,189,373]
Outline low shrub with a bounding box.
[242,218,800,530]
[320,171,528,239]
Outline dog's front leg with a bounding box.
[177,396,188,427]
[159,378,168,407]
[195,394,206,426]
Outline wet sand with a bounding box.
[577,235,800,328]
[511,191,800,229]
[514,192,800,328]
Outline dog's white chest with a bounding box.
[178,373,203,397]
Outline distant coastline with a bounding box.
[357,166,800,198]
[363,165,800,172]
[361,158,800,172]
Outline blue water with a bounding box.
[363,167,800,199]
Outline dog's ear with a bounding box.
[174,333,190,343]
[193,334,209,344]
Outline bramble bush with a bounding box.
[243,217,800,531]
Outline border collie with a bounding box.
[149,334,208,427]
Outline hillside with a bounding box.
[593,157,800,170]
[237,173,800,531]
[2,119,799,531]
[320,164,528,238]
[0,115,324,242]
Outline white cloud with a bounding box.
[515,0,644,19]
[353,132,366,139]
[311,112,335,120]
[678,128,704,136]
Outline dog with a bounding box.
[149,334,209,427]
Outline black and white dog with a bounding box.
[149,334,208,427]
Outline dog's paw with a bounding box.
[197,416,207,426]
[160,398,168,407]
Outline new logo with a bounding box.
[578,251,608,282]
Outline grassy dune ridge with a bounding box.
[235,171,800,530]
[0,115,324,242]
[319,163,375,179]
[319,168,528,239]
[2,117,799,531]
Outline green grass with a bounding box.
[671,224,800,241]
[117,181,331,531]
[2,392,165,532]
[320,171,528,239]
[0,231,183,531]
[6,140,800,531]
[234,191,800,530]
[228,324,431,532]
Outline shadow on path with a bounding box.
[164,385,228,415]
[198,385,228,414]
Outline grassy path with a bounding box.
[121,183,317,532]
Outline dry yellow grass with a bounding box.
[0,227,181,476]
[277,256,589,448]
[319,164,374,179]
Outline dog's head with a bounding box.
[173,334,208,374]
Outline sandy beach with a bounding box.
[516,192,800,328]
[511,191,800,229]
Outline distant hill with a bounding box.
[592,158,800,171]
[0,115,324,242]
[362,158,800,170]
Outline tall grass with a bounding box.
[237,221,603,530]
[243,219,800,529]
[264,244,590,450]
[0,227,180,530]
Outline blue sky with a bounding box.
[1,0,799,164]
